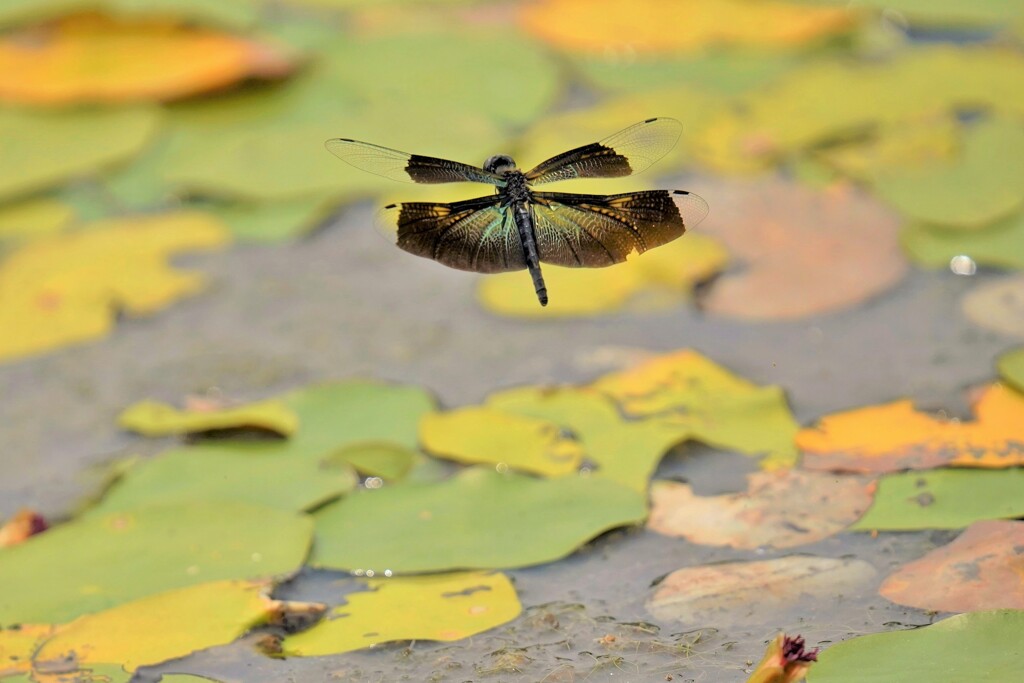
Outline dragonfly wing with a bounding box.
[325,139,504,185]
[524,118,682,185]
[532,190,708,267]
[379,196,526,273]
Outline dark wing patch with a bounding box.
[531,190,708,267]
[379,196,525,273]
[325,139,504,185]
[524,118,682,185]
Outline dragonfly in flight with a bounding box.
[326,118,708,306]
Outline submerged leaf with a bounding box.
[647,556,875,626]
[808,610,1024,682]
[962,274,1024,338]
[420,407,585,477]
[0,14,295,105]
[593,349,800,468]
[880,520,1024,612]
[284,572,520,656]
[33,581,319,672]
[311,467,646,572]
[0,502,312,624]
[852,468,1024,531]
[648,471,876,549]
[0,212,229,364]
[798,384,1024,473]
[694,177,907,320]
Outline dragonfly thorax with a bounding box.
[499,169,531,205]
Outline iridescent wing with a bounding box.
[531,190,709,267]
[325,139,504,185]
[378,196,526,273]
[524,118,682,186]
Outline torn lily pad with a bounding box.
[311,467,646,572]
[284,572,520,656]
[420,406,585,477]
[0,502,312,624]
[117,398,299,437]
[593,349,800,468]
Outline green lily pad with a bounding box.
[117,398,299,436]
[311,467,647,572]
[486,386,688,493]
[998,348,1024,392]
[902,211,1024,269]
[870,118,1024,229]
[809,610,1024,683]
[0,0,259,30]
[801,0,1024,28]
[323,441,417,481]
[90,444,357,514]
[206,195,342,243]
[0,501,312,624]
[0,197,76,242]
[852,468,1024,531]
[0,105,160,203]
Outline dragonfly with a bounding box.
[325,117,708,306]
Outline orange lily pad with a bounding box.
[0,13,295,105]
[879,519,1024,613]
[647,556,875,626]
[648,471,876,549]
[520,0,856,56]
[798,384,1024,473]
[0,211,229,364]
[694,177,907,320]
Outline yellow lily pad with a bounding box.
[485,386,689,493]
[477,234,728,318]
[592,349,800,468]
[521,0,857,55]
[0,105,160,203]
[0,14,296,105]
[117,398,299,437]
[420,407,585,477]
[284,572,520,656]
[0,625,55,679]
[0,211,229,364]
[33,580,321,672]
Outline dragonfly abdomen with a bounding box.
[512,201,547,306]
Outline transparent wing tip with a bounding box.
[672,190,710,228]
[373,203,401,245]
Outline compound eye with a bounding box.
[483,154,516,174]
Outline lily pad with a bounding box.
[0,502,312,624]
[117,398,299,437]
[798,384,1024,473]
[0,14,295,105]
[808,610,1024,683]
[852,468,1024,531]
[0,625,54,679]
[33,580,318,672]
[647,556,876,626]
[998,347,1024,392]
[879,520,1024,612]
[962,274,1024,338]
[592,349,800,468]
[0,211,229,364]
[420,407,586,477]
[486,386,689,493]
[648,471,876,549]
[0,198,76,242]
[284,572,520,656]
[0,0,259,31]
[521,0,856,55]
[311,467,646,572]
[0,105,160,202]
[207,195,342,243]
[323,441,417,481]
[902,210,1024,270]
[90,444,357,514]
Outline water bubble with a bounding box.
[950,255,977,276]
[495,462,509,474]
[365,476,383,489]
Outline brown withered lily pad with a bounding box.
[648,470,876,549]
[879,519,1024,612]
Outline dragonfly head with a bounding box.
[483,154,517,175]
